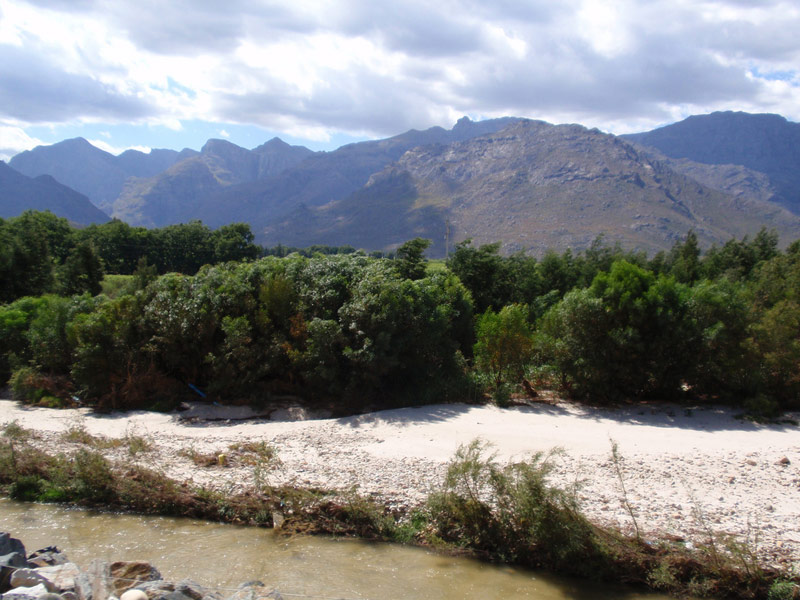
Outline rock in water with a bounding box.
[120,590,148,600]
[0,533,27,558]
[28,547,68,567]
[1,532,33,593]
[109,561,162,595]
[10,569,56,592]
[80,560,162,600]
[3,582,52,600]
[34,563,83,594]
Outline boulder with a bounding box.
[129,580,176,600]
[10,569,57,592]
[28,547,69,567]
[109,561,162,595]
[73,568,97,600]
[225,581,282,600]
[3,583,54,600]
[174,579,215,600]
[34,563,83,594]
[158,592,193,600]
[131,579,220,600]
[1,532,35,593]
[0,533,27,557]
[76,560,162,600]
[1,551,31,570]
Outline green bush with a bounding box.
[0,296,49,383]
[10,366,73,406]
[427,441,607,573]
[537,261,697,402]
[767,580,799,600]
[71,448,115,502]
[474,304,532,396]
[748,300,800,409]
[339,264,473,407]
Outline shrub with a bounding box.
[427,440,608,574]
[768,580,799,600]
[474,304,532,397]
[537,261,697,402]
[10,366,74,406]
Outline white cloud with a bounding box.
[0,124,44,161]
[219,129,230,138]
[0,0,798,145]
[87,138,152,155]
[576,0,635,58]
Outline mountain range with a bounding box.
[4,111,800,255]
[622,112,800,215]
[0,161,109,225]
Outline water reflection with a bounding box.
[0,499,672,600]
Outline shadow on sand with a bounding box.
[336,398,798,435]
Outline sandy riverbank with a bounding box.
[1,398,798,568]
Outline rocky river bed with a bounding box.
[1,532,280,600]
[1,398,799,570]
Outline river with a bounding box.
[1,498,677,600]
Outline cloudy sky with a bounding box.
[1,0,799,160]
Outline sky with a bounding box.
[1,0,799,161]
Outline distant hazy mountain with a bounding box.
[622,112,800,214]
[9,138,189,212]
[112,137,315,227]
[9,112,800,256]
[192,116,522,230]
[262,120,800,255]
[0,161,110,225]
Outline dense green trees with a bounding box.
[58,242,104,296]
[0,212,262,304]
[394,237,430,280]
[2,254,473,411]
[537,262,697,401]
[2,219,799,415]
[448,232,798,412]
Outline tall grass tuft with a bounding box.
[426,440,610,575]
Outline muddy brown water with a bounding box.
[1,499,680,600]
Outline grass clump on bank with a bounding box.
[0,424,795,600]
[59,420,154,457]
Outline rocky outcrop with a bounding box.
[622,111,800,214]
[112,139,313,228]
[263,119,800,255]
[0,533,280,600]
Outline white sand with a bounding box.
[1,398,798,568]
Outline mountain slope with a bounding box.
[112,138,314,227]
[0,161,110,224]
[194,116,522,229]
[262,120,800,255]
[622,112,800,213]
[9,138,188,212]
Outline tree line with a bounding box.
[448,229,798,415]
[1,211,797,416]
[0,211,261,302]
[1,250,472,412]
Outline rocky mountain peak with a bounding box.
[201,138,248,155]
[255,137,291,152]
[623,111,800,213]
